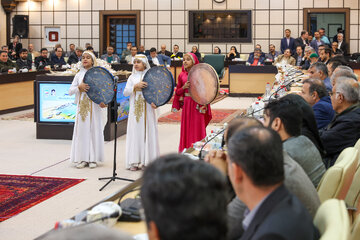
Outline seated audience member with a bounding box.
[301,46,315,70]
[0,50,17,72]
[158,44,172,57]
[310,31,324,54]
[300,79,335,129]
[101,46,120,63]
[226,46,240,61]
[294,30,309,51]
[205,118,320,219]
[331,41,343,55]
[273,48,296,66]
[27,43,40,62]
[8,35,22,60]
[264,97,326,187]
[247,48,265,66]
[293,45,304,66]
[320,78,360,167]
[333,28,343,43]
[308,62,332,92]
[213,46,222,54]
[137,45,149,56]
[121,42,132,60]
[282,94,325,157]
[49,43,63,57]
[331,66,357,86]
[50,47,66,68]
[16,48,32,70]
[281,29,295,54]
[65,43,75,58]
[327,59,345,78]
[148,47,171,68]
[35,48,51,70]
[85,45,98,58]
[307,32,314,43]
[141,154,227,240]
[309,53,319,65]
[265,44,280,61]
[171,44,183,58]
[227,126,319,240]
[337,33,349,55]
[191,45,202,61]
[67,47,83,65]
[125,46,138,64]
[319,47,331,65]
[38,223,133,240]
[1,45,9,52]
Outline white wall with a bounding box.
[10,0,360,54]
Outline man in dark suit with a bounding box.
[337,33,349,56]
[157,44,172,57]
[280,29,295,54]
[67,47,83,65]
[148,47,171,68]
[16,48,32,70]
[294,30,309,51]
[227,126,319,240]
[293,45,304,67]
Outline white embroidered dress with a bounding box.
[123,65,160,168]
[69,67,107,163]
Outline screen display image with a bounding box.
[39,83,77,123]
[117,82,130,122]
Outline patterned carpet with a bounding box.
[0,175,85,222]
[158,109,245,124]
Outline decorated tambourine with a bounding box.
[142,66,175,106]
[83,66,115,104]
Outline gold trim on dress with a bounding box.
[79,94,91,121]
[134,94,145,122]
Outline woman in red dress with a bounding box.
[172,52,212,152]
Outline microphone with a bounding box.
[198,124,227,160]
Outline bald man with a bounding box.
[157,44,172,57]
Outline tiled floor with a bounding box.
[0,96,254,240]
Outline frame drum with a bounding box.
[188,63,219,105]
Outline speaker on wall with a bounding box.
[12,15,29,39]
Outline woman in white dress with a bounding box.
[69,51,107,168]
[123,54,160,171]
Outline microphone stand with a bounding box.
[99,76,134,191]
[198,128,226,160]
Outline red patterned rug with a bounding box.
[158,109,245,124]
[0,175,85,222]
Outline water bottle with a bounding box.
[265,82,271,98]
[31,62,36,71]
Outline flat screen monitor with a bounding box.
[38,82,76,123]
[116,81,130,122]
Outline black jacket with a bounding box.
[320,103,360,168]
[239,185,319,240]
[294,37,308,51]
[157,50,172,57]
[67,53,81,65]
[35,56,51,70]
[8,42,22,59]
[16,58,32,70]
[338,41,349,55]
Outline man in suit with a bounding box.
[171,44,183,59]
[300,78,335,129]
[247,48,265,66]
[293,45,304,66]
[265,44,280,61]
[101,46,120,63]
[16,48,32,70]
[337,33,349,56]
[125,46,138,64]
[158,44,172,57]
[310,31,325,54]
[226,126,319,240]
[308,62,332,92]
[67,47,83,65]
[294,30,309,51]
[148,47,171,68]
[281,29,295,54]
[50,47,66,69]
[35,48,51,70]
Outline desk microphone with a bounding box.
[198,126,227,160]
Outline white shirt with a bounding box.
[152,57,160,66]
[338,41,343,49]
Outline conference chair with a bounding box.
[345,163,360,224]
[317,147,359,203]
[350,213,360,240]
[314,199,350,240]
[354,138,360,153]
[203,54,225,80]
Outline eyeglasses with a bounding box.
[329,91,341,96]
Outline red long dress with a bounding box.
[172,53,212,152]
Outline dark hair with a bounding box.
[149,47,157,53]
[230,46,238,53]
[55,47,63,52]
[285,29,291,32]
[318,44,326,48]
[127,42,132,45]
[324,48,332,55]
[141,154,227,240]
[19,48,28,54]
[337,27,343,32]
[227,126,284,186]
[214,46,221,54]
[0,50,7,55]
[301,30,308,36]
[174,44,179,48]
[319,28,325,31]
[86,46,94,51]
[265,97,303,137]
[308,32,313,36]
[296,45,302,50]
[131,46,138,50]
[40,48,48,52]
[328,60,344,74]
[303,78,328,99]
[225,117,262,144]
